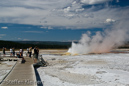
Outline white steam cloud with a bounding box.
[68,19,129,54]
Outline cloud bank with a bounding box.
[0,0,128,29]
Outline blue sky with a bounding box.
[0,0,129,41]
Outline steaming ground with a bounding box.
[38,50,129,86]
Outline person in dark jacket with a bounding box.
[33,46,39,63]
[2,47,6,56]
[12,47,15,56]
[29,47,32,58]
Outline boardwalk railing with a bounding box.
[0,51,28,57]
[0,51,28,61]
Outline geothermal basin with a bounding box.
[37,49,129,86]
[0,49,129,86]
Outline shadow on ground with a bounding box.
[34,67,44,86]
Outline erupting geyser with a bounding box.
[67,9,129,55]
[68,21,129,55]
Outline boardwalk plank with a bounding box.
[0,57,37,86]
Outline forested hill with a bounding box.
[15,41,71,45]
[0,40,71,49]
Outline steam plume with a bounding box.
[68,20,129,54]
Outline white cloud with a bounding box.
[106,18,116,23]
[72,1,77,5]
[24,31,44,33]
[40,26,53,29]
[48,26,53,29]
[23,39,30,41]
[80,0,111,5]
[40,27,47,29]
[18,38,21,40]
[1,27,8,29]
[64,7,71,13]
[75,8,84,12]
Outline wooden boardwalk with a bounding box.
[0,57,37,86]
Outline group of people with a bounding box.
[27,46,39,63]
[10,47,15,56]
[2,47,16,56]
[16,49,25,63]
[2,46,39,63]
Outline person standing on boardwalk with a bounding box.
[12,47,15,56]
[20,48,24,57]
[33,46,39,63]
[2,47,6,56]
[27,48,29,56]
[29,47,32,58]
[10,48,13,56]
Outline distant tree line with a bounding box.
[1,40,129,50]
[0,40,71,49]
